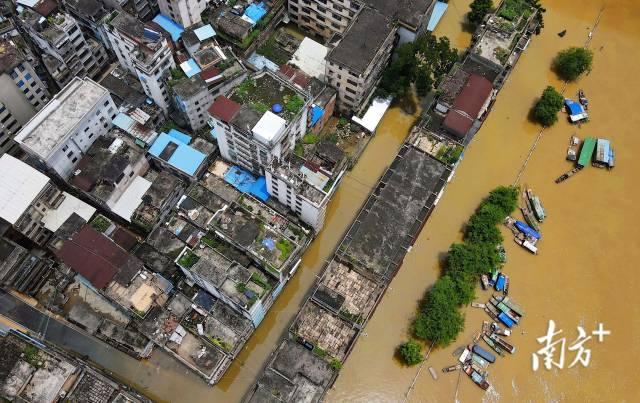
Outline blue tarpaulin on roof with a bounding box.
[515,220,541,239]
[180,58,201,78]
[243,2,268,25]
[427,1,448,31]
[152,14,184,41]
[167,129,192,144]
[310,105,324,126]
[148,132,205,176]
[564,99,583,116]
[223,166,270,201]
[193,24,216,41]
[262,238,276,251]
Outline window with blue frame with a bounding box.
[24,73,32,81]
[17,80,24,88]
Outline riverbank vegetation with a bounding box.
[554,47,594,81]
[399,186,518,365]
[532,86,564,126]
[399,340,423,365]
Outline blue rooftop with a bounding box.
[152,14,184,41]
[148,132,205,176]
[167,128,192,144]
[193,24,216,41]
[565,99,584,116]
[223,165,270,202]
[427,1,448,31]
[180,58,201,78]
[243,2,268,26]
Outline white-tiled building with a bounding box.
[104,10,175,113]
[14,77,116,179]
[158,0,207,28]
[0,154,95,245]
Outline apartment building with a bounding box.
[172,27,247,130]
[104,10,175,112]
[207,70,311,175]
[325,7,396,113]
[0,38,50,155]
[17,9,108,89]
[288,0,434,44]
[0,154,95,245]
[158,0,208,28]
[14,77,117,179]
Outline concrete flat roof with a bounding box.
[290,37,328,79]
[41,192,96,232]
[341,146,449,279]
[15,77,108,159]
[0,154,49,225]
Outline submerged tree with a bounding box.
[532,86,564,126]
[468,0,493,26]
[554,47,594,81]
[398,340,423,365]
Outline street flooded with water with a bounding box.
[51,101,417,402]
[328,0,640,402]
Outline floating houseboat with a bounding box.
[566,135,581,161]
[593,138,615,169]
[526,188,546,222]
[463,365,491,390]
[473,344,496,363]
[565,99,589,123]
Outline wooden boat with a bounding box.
[472,353,490,370]
[429,366,438,380]
[520,206,540,231]
[491,322,511,337]
[526,189,546,222]
[482,321,491,335]
[463,365,491,390]
[489,297,521,323]
[481,274,490,290]
[482,334,505,356]
[578,89,588,109]
[566,135,581,161]
[494,295,525,317]
[485,303,500,321]
[458,347,471,363]
[489,333,516,354]
[472,302,486,309]
[514,235,538,254]
[442,364,461,373]
[473,344,496,363]
[503,274,510,295]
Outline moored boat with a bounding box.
[463,365,491,390]
[481,274,489,290]
[472,344,496,363]
[526,189,546,222]
[482,334,505,356]
[514,235,538,254]
[494,295,525,317]
[489,333,516,354]
[495,274,506,292]
[442,364,461,373]
[503,274,510,295]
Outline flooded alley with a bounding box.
[328,0,640,402]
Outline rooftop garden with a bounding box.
[90,215,112,233]
[231,74,304,121]
[178,249,200,269]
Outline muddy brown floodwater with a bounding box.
[75,105,418,401]
[328,0,640,402]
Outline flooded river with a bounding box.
[51,104,417,401]
[328,0,640,402]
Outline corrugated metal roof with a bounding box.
[148,133,206,176]
[194,24,216,41]
[578,137,597,167]
[207,96,241,123]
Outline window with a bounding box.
[10,71,17,80]
[17,64,24,72]
[103,101,109,107]
[72,157,78,163]
[62,145,68,152]
[17,80,24,88]
[67,151,74,158]
[24,73,32,81]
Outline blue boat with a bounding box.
[472,344,496,363]
[515,220,541,239]
[495,274,506,291]
[498,312,516,328]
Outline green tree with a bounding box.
[468,0,493,26]
[465,212,504,245]
[484,186,519,217]
[532,86,564,126]
[415,66,434,97]
[413,299,464,346]
[398,340,423,366]
[554,47,594,81]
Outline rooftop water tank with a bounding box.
[272,103,283,113]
